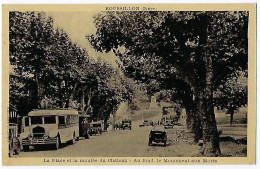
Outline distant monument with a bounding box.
[149,96,158,109]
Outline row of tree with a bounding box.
[87,11,248,156]
[9,11,135,125]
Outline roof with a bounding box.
[28,109,78,116]
[79,114,90,118]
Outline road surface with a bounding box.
[14,121,201,157]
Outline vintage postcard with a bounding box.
[2,3,256,165]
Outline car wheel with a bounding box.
[9,148,13,157]
[14,147,20,155]
[85,133,90,139]
[148,139,152,146]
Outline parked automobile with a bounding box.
[164,123,174,129]
[163,119,174,129]
[148,129,167,147]
[139,120,153,127]
[9,123,21,157]
[90,121,102,136]
[79,114,91,139]
[122,119,132,130]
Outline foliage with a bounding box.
[87,11,248,155]
[9,11,134,121]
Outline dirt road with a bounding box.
[14,120,202,157]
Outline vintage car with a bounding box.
[164,123,174,129]
[139,120,153,127]
[9,123,21,157]
[122,119,132,130]
[79,115,91,139]
[148,129,167,147]
[90,121,102,136]
[162,118,174,129]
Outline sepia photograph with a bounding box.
[1,3,256,165]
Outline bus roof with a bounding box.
[79,114,90,118]
[28,109,78,116]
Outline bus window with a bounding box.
[58,116,65,125]
[31,116,43,125]
[25,117,29,126]
[66,115,70,124]
[44,116,56,124]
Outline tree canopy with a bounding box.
[87,11,248,156]
[9,11,134,123]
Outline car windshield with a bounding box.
[93,124,101,127]
[151,131,165,135]
[31,116,43,125]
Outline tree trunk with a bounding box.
[184,94,203,142]
[191,108,203,142]
[185,107,192,129]
[104,117,108,131]
[81,89,85,113]
[230,108,234,126]
[66,82,78,108]
[35,73,44,108]
[85,88,92,113]
[200,48,221,156]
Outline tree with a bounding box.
[214,71,248,126]
[9,11,136,130]
[9,11,56,112]
[87,11,248,156]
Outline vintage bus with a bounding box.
[79,114,91,139]
[20,109,79,151]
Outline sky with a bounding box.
[46,11,121,68]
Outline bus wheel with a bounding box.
[71,133,76,144]
[23,145,29,152]
[55,136,60,150]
